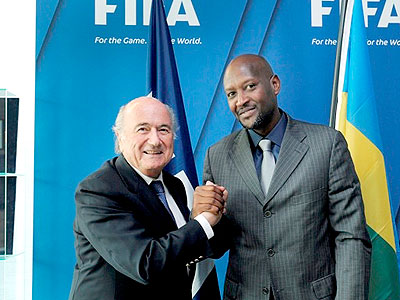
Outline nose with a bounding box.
[147,128,161,146]
[236,91,248,107]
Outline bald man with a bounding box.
[193,55,371,299]
[69,97,225,300]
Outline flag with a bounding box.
[147,1,221,299]
[334,0,400,298]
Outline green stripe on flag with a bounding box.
[367,226,400,299]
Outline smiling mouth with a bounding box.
[238,106,256,116]
[144,150,163,155]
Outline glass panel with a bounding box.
[0,176,17,256]
[0,95,19,174]
[6,176,16,255]
[7,98,19,174]
[0,176,5,255]
[0,98,4,174]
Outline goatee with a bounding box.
[241,110,274,130]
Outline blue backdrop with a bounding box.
[35,1,400,299]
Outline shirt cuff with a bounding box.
[194,214,214,239]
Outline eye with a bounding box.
[159,127,171,135]
[136,126,149,133]
[246,83,256,90]
[226,91,236,99]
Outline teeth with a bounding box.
[145,151,161,154]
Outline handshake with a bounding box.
[192,181,228,227]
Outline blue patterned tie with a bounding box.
[150,181,175,222]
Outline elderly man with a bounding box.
[69,97,226,300]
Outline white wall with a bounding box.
[0,1,36,300]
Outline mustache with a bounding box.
[237,104,256,116]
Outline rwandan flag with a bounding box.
[147,0,221,299]
[335,0,400,298]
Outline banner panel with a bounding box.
[35,1,400,299]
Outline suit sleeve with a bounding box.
[328,131,372,299]
[74,175,211,285]
[203,147,234,259]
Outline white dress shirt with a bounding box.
[131,166,214,239]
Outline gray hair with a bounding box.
[112,100,178,154]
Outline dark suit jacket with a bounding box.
[205,114,371,300]
[69,155,212,300]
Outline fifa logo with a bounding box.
[95,0,200,26]
[311,0,400,27]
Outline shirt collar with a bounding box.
[248,111,287,148]
[130,165,163,185]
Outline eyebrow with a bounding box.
[225,78,258,90]
[159,124,172,129]
[135,122,150,128]
[134,123,172,129]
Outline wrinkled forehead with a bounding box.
[124,100,172,127]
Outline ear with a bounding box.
[116,132,124,152]
[271,75,281,96]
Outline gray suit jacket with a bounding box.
[204,115,371,300]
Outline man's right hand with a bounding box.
[193,181,228,226]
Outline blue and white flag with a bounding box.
[147,1,221,299]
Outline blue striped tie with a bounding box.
[150,181,175,222]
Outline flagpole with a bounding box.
[329,0,349,128]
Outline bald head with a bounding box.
[224,54,274,85]
[223,54,281,136]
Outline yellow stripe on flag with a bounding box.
[337,92,348,133]
[339,93,396,251]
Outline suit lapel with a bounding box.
[266,117,309,203]
[229,130,266,206]
[163,172,190,222]
[115,155,178,228]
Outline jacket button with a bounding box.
[262,287,269,295]
[267,248,275,257]
[264,210,272,218]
